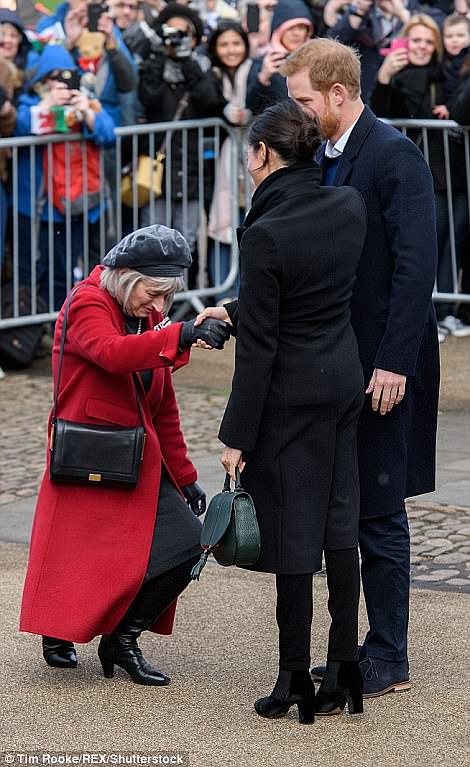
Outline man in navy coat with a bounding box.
[284,38,440,697]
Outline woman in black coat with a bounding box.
[197,100,367,723]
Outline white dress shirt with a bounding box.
[324,116,362,159]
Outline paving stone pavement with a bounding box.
[1,364,470,593]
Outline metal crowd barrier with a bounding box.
[385,119,470,308]
[1,117,470,330]
[0,117,243,328]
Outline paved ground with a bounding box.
[1,542,469,767]
[0,336,469,766]
[1,337,470,591]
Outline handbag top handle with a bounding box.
[223,467,243,492]
[52,286,145,427]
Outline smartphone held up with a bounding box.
[87,3,108,32]
[379,38,409,57]
[246,3,260,34]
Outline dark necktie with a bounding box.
[322,154,341,186]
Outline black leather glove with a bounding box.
[182,481,206,516]
[179,318,230,351]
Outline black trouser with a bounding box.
[276,548,360,671]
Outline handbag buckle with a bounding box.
[49,423,55,451]
[88,473,102,482]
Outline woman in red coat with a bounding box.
[20,224,229,685]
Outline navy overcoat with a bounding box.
[327,105,440,518]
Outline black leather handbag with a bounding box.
[191,469,261,580]
[49,287,146,488]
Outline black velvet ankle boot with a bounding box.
[42,636,77,668]
[315,660,363,715]
[254,669,316,724]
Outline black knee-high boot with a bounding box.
[315,548,363,715]
[98,555,199,685]
[254,574,316,724]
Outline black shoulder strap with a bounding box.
[52,286,145,427]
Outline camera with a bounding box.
[160,24,192,58]
[161,24,186,48]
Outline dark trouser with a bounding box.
[359,507,410,664]
[435,191,469,320]
[276,548,360,671]
[17,214,83,310]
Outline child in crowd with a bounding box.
[434,14,470,339]
[15,45,115,310]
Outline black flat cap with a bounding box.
[102,224,192,277]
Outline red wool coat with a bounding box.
[20,266,197,642]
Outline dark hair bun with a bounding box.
[248,100,321,165]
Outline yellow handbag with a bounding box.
[121,152,165,208]
[121,92,189,209]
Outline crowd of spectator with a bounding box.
[1,0,470,335]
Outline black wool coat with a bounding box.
[324,106,440,519]
[219,164,367,574]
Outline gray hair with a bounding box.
[100,267,184,315]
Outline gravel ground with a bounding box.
[0,542,468,767]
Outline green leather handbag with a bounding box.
[191,469,261,580]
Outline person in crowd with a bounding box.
[138,3,222,266]
[435,14,470,336]
[110,0,140,33]
[200,0,240,39]
[445,12,470,321]
[370,13,470,340]
[197,99,368,722]
[327,0,419,102]
[454,0,470,18]
[0,55,15,275]
[109,0,161,65]
[19,224,230,679]
[206,21,252,299]
[246,0,314,114]
[35,0,138,259]
[370,13,443,117]
[283,38,439,698]
[0,9,31,97]
[15,45,115,309]
[35,1,136,128]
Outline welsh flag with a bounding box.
[30,105,74,135]
[24,24,66,53]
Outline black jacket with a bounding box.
[138,52,223,200]
[370,63,467,191]
[219,163,367,573]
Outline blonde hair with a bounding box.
[281,38,362,100]
[401,13,443,60]
[100,268,184,315]
[443,12,470,34]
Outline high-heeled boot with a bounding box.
[98,556,198,685]
[98,629,170,686]
[42,636,77,668]
[254,669,316,724]
[315,660,363,715]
